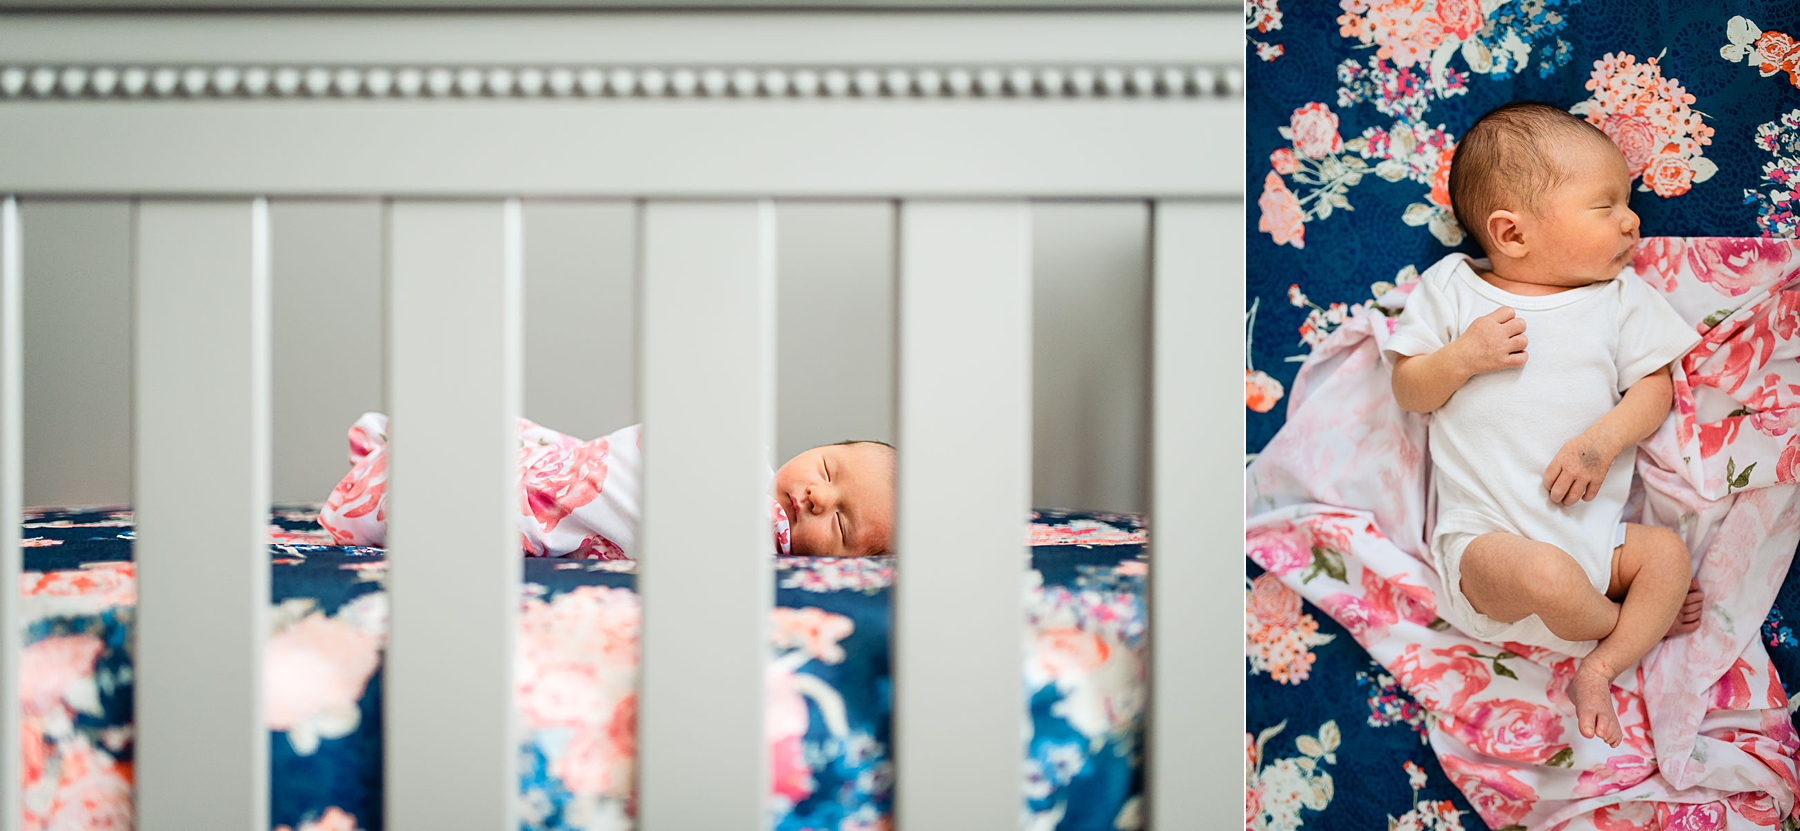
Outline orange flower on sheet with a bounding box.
[265,607,383,755]
[1245,575,1333,685]
[274,807,363,831]
[1259,172,1306,249]
[771,606,855,665]
[1247,369,1285,414]
[1571,52,1715,198]
[21,561,136,608]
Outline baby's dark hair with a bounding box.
[1447,101,1616,255]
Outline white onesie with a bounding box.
[1383,254,1699,656]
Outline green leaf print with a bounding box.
[1426,617,1451,631]
[1546,747,1574,767]
[1703,308,1734,329]
[1728,458,1757,493]
[1302,545,1347,584]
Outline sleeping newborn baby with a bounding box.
[319,412,895,559]
[1383,102,1704,747]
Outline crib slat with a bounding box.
[134,199,272,831]
[893,201,1031,830]
[0,197,23,831]
[637,200,775,830]
[1147,199,1238,826]
[384,200,523,830]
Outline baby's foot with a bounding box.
[1570,660,1622,747]
[1666,577,1704,638]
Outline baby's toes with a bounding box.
[1599,712,1623,747]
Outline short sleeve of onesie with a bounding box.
[1615,275,1702,392]
[1382,265,1458,363]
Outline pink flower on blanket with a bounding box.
[1631,237,1686,293]
[1721,716,1800,798]
[1247,524,1312,576]
[1440,753,1537,828]
[1710,656,1755,711]
[1658,800,1729,831]
[1444,698,1568,764]
[569,534,628,561]
[1593,801,1659,831]
[1779,435,1800,484]
[1686,238,1800,298]
[520,434,611,534]
[1768,659,1791,709]
[1545,657,1578,714]
[1391,643,1491,712]
[322,447,386,543]
[1574,754,1657,797]
[1762,704,1800,754]
[1316,591,1392,642]
[1725,791,1783,828]
[1361,568,1437,627]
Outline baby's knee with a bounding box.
[1515,548,1592,605]
[1633,525,1690,570]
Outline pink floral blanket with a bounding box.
[1247,238,1800,830]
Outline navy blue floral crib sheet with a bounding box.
[16,506,1148,831]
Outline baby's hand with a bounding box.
[1452,306,1528,377]
[1544,431,1619,506]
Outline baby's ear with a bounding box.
[1486,210,1529,259]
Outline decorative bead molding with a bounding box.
[0,63,1240,101]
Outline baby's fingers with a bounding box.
[1548,469,1576,504]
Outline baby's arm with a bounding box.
[1391,306,1529,413]
[1543,365,1674,505]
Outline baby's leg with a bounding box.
[1564,524,1692,745]
[1459,532,1620,641]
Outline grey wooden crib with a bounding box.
[0,3,1243,829]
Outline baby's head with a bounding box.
[775,439,896,558]
[1448,101,1641,287]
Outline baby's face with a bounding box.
[1516,141,1642,286]
[774,441,895,558]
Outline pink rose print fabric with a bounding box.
[319,413,791,558]
[1248,238,1800,830]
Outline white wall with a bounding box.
[18,199,1150,512]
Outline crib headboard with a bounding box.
[0,6,1243,830]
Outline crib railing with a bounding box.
[0,9,1242,831]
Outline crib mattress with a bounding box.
[17,505,1147,831]
[1246,554,1800,831]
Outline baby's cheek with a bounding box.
[789,523,826,557]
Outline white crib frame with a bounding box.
[0,7,1244,831]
